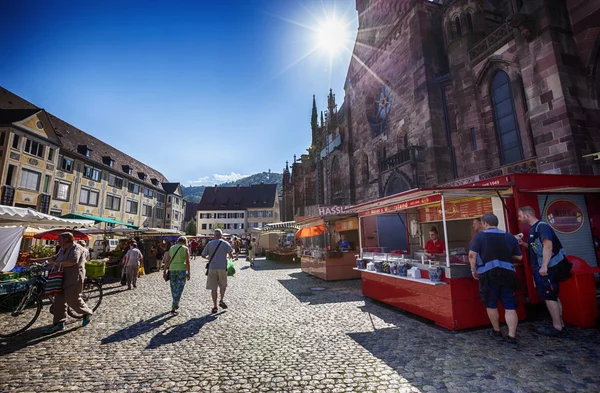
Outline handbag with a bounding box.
[164,245,183,282]
[45,264,64,295]
[205,241,223,276]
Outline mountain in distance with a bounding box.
[182,171,283,203]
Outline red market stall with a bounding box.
[349,173,600,330]
[296,207,362,281]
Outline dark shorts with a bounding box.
[533,268,560,301]
[479,280,518,310]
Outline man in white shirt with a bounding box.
[202,229,234,314]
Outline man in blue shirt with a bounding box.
[339,235,350,251]
[518,206,566,337]
[469,213,522,344]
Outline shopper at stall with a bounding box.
[249,237,257,267]
[190,238,199,260]
[469,213,522,344]
[163,236,191,315]
[424,226,446,257]
[471,218,483,241]
[124,241,143,290]
[518,206,567,337]
[38,232,94,333]
[78,240,90,262]
[202,229,234,314]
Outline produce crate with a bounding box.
[85,261,106,279]
[0,272,19,281]
[0,278,28,295]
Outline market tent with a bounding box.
[0,226,25,272]
[34,228,90,241]
[0,205,95,228]
[61,213,139,229]
[296,225,325,238]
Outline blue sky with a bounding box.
[0,0,357,185]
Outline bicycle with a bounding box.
[0,264,103,337]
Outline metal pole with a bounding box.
[358,216,363,257]
[441,194,450,268]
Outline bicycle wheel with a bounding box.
[0,292,42,337]
[67,280,103,319]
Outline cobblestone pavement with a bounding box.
[1,257,599,392]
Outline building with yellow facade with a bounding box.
[1,87,183,230]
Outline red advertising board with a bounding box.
[545,200,584,234]
[358,195,442,217]
[418,197,494,222]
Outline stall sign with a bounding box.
[318,206,350,216]
[359,195,442,217]
[545,200,584,234]
[417,197,493,222]
[335,218,359,232]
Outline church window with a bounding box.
[491,71,524,164]
[454,17,462,37]
[466,13,473,33]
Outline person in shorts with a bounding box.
[202,229,234,314]
[469,213,522,344]
[518,206,566,336]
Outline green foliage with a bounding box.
[185,220,197,236]
[213,223,225,231]
[182,171,283,203]
[29,244,55,258]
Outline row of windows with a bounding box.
[200,223,245,230]
[249,222,272,228]
[247,210,274,218]
[56,155,164,198]
[8,133,56,162]
[198,212,245,219]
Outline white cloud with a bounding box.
[187,172,248,186]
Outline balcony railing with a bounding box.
[379,150,411,172]
[469,22,513,65]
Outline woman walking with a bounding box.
[163,236,190,315]
[249,237,257,267]
[124,241,143,289]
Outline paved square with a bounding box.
[1,258,599,392]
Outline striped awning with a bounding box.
[263,221,299,230]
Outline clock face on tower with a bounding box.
[367,85,393,136]
[375,86,392,120]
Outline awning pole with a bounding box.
[358,216,363,257]
[441,194,450,268]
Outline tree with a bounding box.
[185,220,197,236]
[213,223,225,231]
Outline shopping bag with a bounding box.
[227,259,236,277]
[45,266,64,295]
[120,269,127,286]
[138,266,145,276]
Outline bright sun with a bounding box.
[316,18,348,54]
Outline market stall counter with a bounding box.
[349,187,529,330]
[296,210,362,281]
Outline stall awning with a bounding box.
[61,213,139,229]
[347,187,511,217]
[296,225,325,238]
[265,221,299,229]
[0,205,95,228]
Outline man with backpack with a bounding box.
[518,206,570,337]
[202,229,234,314]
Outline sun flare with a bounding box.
[316,18,348,54]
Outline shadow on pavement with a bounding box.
[146,313,219,349]
[101,312,173,345]
[0,319,84,356]
[249,258,300,271]
[277,272,363,305]
[348,301,600,392]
